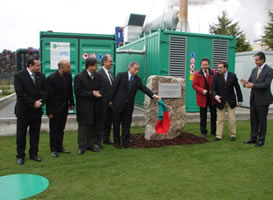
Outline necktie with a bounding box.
[62,76,66,89]
[129,75,134,88]
[256,67,261,79]
[108,71,113,85]
[31,73,36,84]
[90,73,94,80]
[222,73,226,82]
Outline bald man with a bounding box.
[46,60,74,157]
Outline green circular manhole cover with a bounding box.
[0,174,49,200]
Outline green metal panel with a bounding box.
[79,39,116,72]
[116,31,164,106]
[40,31,116,114]
[116,29,236,112]
[184,35,213,112]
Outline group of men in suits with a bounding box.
[15,51,271,166]
[14,55,160,165]
[192,52,273,147]
[14,57,76,165]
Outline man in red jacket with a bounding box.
[192,58,217,139]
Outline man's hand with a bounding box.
[154,95,161,101]
[245,82,254,88]
[240,79,247,85]
[93,91,102,98]
[237,102,242,107]
[215,95,221,103]
[109,102,112,106]
[202,89,208,95]
[47,114,53,119]
[34,99,42,108]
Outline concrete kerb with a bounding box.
[0,93,16,110]
[1,104,272,137]
[0,114,146,137]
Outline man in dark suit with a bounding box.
[241,52,273,147]
[109,61,160,149]
[97,55,114,147]
[46,60,74,157]
[212,61,243,141]
[74,57,103,155]
[192,58,217,139]
[14,56,47,165]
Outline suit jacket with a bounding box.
[97,67,115,101]
[110,72,154,113]
[74,70,103,125]
[212,71,243,109]
[14,69,47,118]
[192,68,216,108]
[46,71,74,116]
[248,64,273,106]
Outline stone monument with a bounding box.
[144,75,186,140]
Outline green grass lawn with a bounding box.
[1,121,273,200]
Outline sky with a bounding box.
[0,0,272,51]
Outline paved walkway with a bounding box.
[1,99,273,119]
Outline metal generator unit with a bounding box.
[116,29,236,112]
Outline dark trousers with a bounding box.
[200,100,217,135]
[49,111,68,152]
[112,103,133,146]
[97,99,113,143]
[78,122,96,149]
[250,102,269,144]
[16,115,42,158]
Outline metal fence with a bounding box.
[0,73,14,95]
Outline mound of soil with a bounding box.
[129,132,208,148]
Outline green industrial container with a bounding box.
[40,31,116,113]
[116,29,236,112]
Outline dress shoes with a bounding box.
[59,148,71,153]
[78,149,85,155]
[17,158,24,165]
[201,134,207,139]
[92,145,100,152]
[255,141,264,147]
[103,140,114,145]
[243,140,256,144]
[30,155,41,162]
[114,144,122,149]
[51,152,58,157]
[230,137,236,141]
[86,145,100,152]
[97,143,104,149]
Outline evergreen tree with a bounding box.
[262,10,273,50]
[209,11,252,52]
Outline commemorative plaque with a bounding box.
[158,83,181,98]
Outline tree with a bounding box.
[209,11,252,52]
[262,10,273,50]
